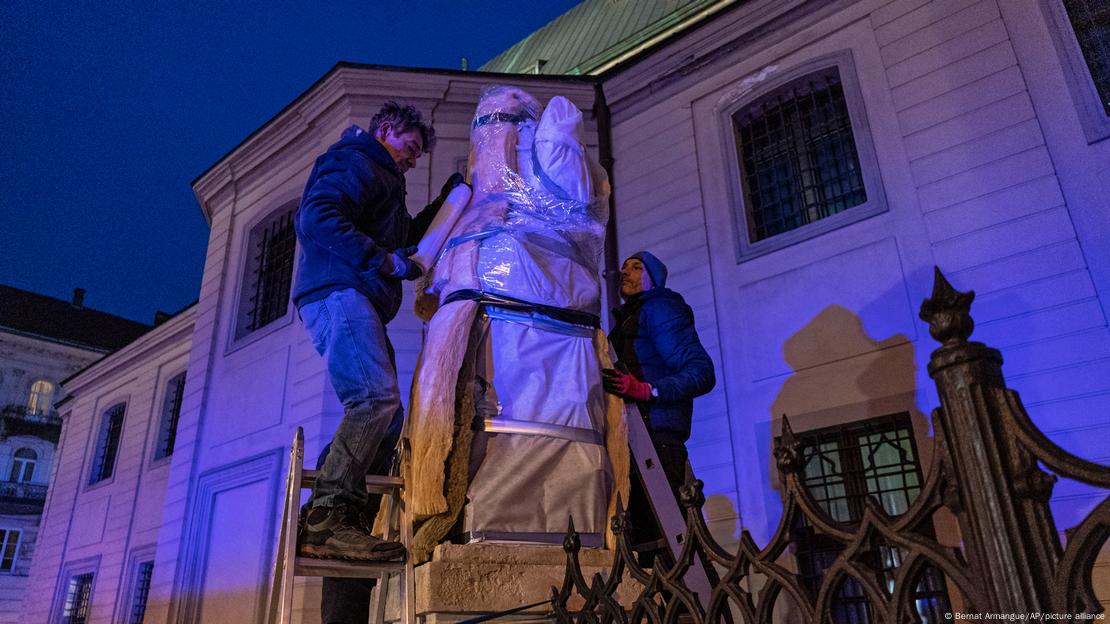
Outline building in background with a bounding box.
[23,0,1110,621]
[0,285,148,623]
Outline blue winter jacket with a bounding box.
[609,287,716,444]
[292,128,438,323]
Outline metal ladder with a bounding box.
[267,427,415,624]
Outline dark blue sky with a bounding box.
[1,1,579,323]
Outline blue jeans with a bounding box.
[300,288,404,510]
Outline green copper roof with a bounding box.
[481,0,732,76]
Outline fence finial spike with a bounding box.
[774,414,803,474]
[920,266,975,346]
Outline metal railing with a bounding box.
[552,268,1110,622]
[0,404,62,426]
[0,480,48,501]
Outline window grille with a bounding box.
[61,572,93,624]
[128,561,154,624]
[154,373,186,460]
[0,529,20,573]
[790,413,950,621]
[732,67,867,242]
[27,380,54,415]
[90,403,125,484]
[1063,0,1110,116]
[237,209,295,339]
[10,448,36,483]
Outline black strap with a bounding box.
[472,111,534,129]
[443,289,600,329]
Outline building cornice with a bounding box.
[191,63,600,224]
[59,304,198,399]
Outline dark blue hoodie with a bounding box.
[292,127,437,322]
[610,286,716,444]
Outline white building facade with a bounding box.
[24,0,1110,621]
[0,285,149,623]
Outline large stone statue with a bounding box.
[404,86,628,562]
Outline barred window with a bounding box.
[235,208,295,340]
[0,529,20,573]
[90,403,125,485]
[128,561,154,624]
[1062,0,1110,116]
[154,373,186,460]
[789,414,950,622]
[10,448,36,483]
[61,572,94,624]
[732,66,867,243]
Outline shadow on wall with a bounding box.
[758,304,948,546]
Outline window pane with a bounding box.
[1063,0,1110,116]
[791,413,950,619]
[156,373,186,459]
[91,404,125,484]
[27,380,54,415]
[0,530,18,573]
[62,572,93,624]
[129,561,154,624]
[237,209,295,339]
[733,67,866,242]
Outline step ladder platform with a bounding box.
[299,470,403,493]
[294,556,406,579]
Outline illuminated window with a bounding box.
[10,448,36,483]
[0,529,20,573]
[154,373,186,460]
[128,561,154,624]
[90,404,125,485]
[60,572,94,623]
[235,208,295,340]
[27,380,54,415]
[789,414,950,622]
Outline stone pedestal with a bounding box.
[386,542,640,622]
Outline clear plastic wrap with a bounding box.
[409,87,624,544]
[420,86,611,316]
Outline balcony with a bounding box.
[0,479,48,515]
[0,405,62,443]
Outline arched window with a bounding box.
[9,449,36,483]
[26,380,54,415]
[154,373,186,460]
[235,207,296,340]
[90,403,125,485]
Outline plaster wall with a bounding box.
[20,309,194,623]
[601,0,1110,600]
[0,330,105,622]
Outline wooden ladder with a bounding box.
[267,427,415,624]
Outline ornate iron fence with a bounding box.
[552,268,1110,622]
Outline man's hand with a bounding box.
[602,368,652,403]
[379,246,423,280]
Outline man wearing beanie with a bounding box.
[603,250,716,565]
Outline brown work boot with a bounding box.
[298,505,405,562]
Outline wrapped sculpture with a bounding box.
[406,86,628,562]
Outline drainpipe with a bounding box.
[594,83,620,329]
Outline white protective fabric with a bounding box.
[409,86,619,543]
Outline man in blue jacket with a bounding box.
[293,101,462,564]
[603,251,715,564]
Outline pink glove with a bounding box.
[602,368,652,403]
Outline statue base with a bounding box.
[385,542,639,622]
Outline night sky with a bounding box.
[1,1,580,324]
